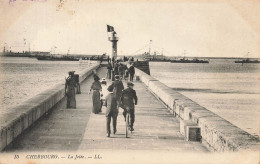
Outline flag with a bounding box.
[107,25,114,32]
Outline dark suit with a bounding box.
[121,87,138,128]
[104,93,118,134]
[107,62,112,79]
[109,80,124,109]
[110,80,124,100]
[118,64,125,79]
[114,63,119,75]
[128,65,135,82]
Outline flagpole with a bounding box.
[106,24,110,59]
[106,24,109,38]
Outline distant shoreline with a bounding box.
[0,52,259,60]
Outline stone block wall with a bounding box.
[0,63,100,151]
[133,61,150,75]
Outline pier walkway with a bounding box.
[5,66,208,152]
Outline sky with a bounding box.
[0,0,259,58]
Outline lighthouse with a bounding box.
[107,25,119,59]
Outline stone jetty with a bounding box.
[0,62,259,163]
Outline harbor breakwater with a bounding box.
[0,63,100,151]
[134,67,259,152]
[1,61,259,152]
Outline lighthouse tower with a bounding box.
[108,29,119,59]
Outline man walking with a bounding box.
[114,61,119,76]
[107,62,112,79]
[104,85,118,137]
[128,63,135,82]
[109,75,124,109]
[118,63,125,80]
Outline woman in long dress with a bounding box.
[65,71,76,108]
[89,75,102,114]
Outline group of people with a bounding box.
[106,61,135,82]
[90,72,138,137]
[107,56,135,63]
[65,61,138,138]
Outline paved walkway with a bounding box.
[6,67,208,152]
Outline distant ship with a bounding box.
[170,50,209,63]
[2,51,32,57]
[37,48,80,61]
[1,46,50,58]
[171,58,209,63]
[37,55,79,61]
[235,52,260,63]
[234,58,260,63]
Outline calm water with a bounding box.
[150,59,260,137]
[0,57,96,114]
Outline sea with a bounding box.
[149,59,260,137]
[0,57,97,114]
[0,57,259,137]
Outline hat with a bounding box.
[107,85,114,92]
[93,74,100,81]
[127,82,134,87]
[115,75,120,80]
[68,71,75,75]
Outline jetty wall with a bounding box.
[135,67,259,152]
[0,63,100,151]
[133,61,150,75]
